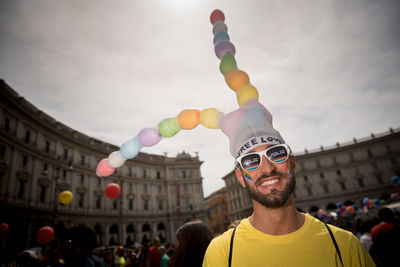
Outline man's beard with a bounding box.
[244,170,296,209]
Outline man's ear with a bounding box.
[290,155,296,172]
[235,168,246,188]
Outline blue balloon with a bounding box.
[374,199,380,207]
[391,176,400,184]
[337,202,343,208]
[120,137,142,159]
[213,31,230,44]
[352,204,359,211]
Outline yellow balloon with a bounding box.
[200,108,223,129]
[236,85,259,107]
[59,190,73,204]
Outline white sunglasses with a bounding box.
[236,144,291,171]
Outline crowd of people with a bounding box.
[3,220,213,267]
[3,206,399,267]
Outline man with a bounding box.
[115,245,126,267]
[202,100,375,267]
[146,237,161,267]
[369,207,399,266]
[63,225,108,267]
[159,246,169,267]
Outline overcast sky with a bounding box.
[1,0,399,197]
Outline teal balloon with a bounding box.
[158,118,181,137]
[220,53,237,75]
[213,31,230,44]
[120,137,142,159]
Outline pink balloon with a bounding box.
[138,128,162,147]
[105,183,121,199]
[220,108,246,137]
[96,159,115,177]
[37,226,54,244]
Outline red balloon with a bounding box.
[210,9,225,24]
[37,226,54,244]
[0,223,9,235]
[105,183,121,199]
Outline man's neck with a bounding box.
[249,198,305,235]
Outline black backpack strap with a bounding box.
[325,223,344,267]
[228,226,237,267]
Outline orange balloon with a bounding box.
[177,109,200,130]
[225,70,250,91]
[368,199,375,208]
[346,206,355,214]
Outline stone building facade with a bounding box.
[0,80,206,258]
[224,128,400,221]
[204,187,230,236]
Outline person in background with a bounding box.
[159,246,169,267]
[63,225,107,267]
[104,249,116,267]
[359,220,374,252]
[145,237,161,267]
[15,250,39,267]
[171,220,212,267]
[369,207,400,267]
[166,248,174,267]
[126,250,139,267]
[115,246,126,267]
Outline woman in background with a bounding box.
[171,220,213,267]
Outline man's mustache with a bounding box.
[254,171,286,187]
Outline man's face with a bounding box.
[236,144,296,209]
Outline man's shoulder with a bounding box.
[211,227,236,244]
[304,214,357,240]
[209,219,249,246]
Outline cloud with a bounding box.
[0,0,399,196]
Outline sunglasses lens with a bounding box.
[266,145,289,163]
[241,154,261,171]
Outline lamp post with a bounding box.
[116,175,124,245]
[53,167,60,214]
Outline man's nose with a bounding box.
[259,155,277,175]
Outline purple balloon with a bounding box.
[138,128,162,147]
[214,40,235,59]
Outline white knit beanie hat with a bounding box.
[220,99,285,158]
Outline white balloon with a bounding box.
[108,151,126,168]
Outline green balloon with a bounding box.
[220,53,237,75]
[158,118,181,137]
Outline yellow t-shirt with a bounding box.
[203,213,376,267]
